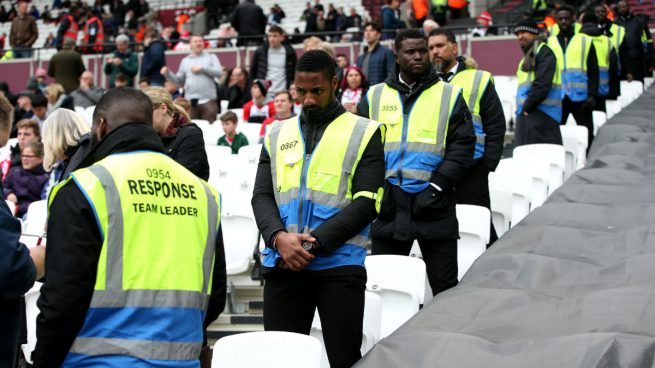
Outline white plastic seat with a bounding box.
[592,111,607,135]
[221,211,259,275]
[489,171,532,226]
[228,108,245,123]
[238,143,263,166]
[513,144,566,192]
[365,255,425,337]
[212,331,322,368]
[23,200,47,236]
[620,80,643,100]
[496,157,550,206]
[310,291,382,367]
[456,205,490,280]
[21,281,42,364]
[606,100,621,118]
[561,136,578,180]
[201,123,223,146]
[645,77,653,88]
[238,123,263,145]
[219,100,229,113]
[490,189,513,236]
[560,125,588,170]
[191,119,210,129]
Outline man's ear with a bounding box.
[96,116,107,141]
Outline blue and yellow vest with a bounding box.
[367,81,460,193]
[263,112,382,270]
[548,33,593,102]
[591,34,612,96]
[516,42,563,122]
[449,69,492,160]
[49,151,221,367]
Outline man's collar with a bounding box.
[446,61,459,75]
[399,73,416,89]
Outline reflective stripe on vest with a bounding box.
[63,15,78,43]
[450,69,490,160]
[548,34,592,102]
[592,35,611,97]
[83,17,105,51]
[49,151,220,365]
[368,81,459,193]
[610,24,625,50]
[516,42,563,122]
[263,112,381,270]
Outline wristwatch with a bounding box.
[301,241,319,254]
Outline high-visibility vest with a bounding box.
[609,23,625,50]
[49,151,221,367]
[548,22,581,36]
[263,112,382,270]
[61,14,79,45]
[591,34,612,97]
[516,42,563,122]
[431,0,447,8]
[548,34,592,102]
[82,16,104,52]
[368,81,460,193]
[533,0,547,11]
[449,69,492,160]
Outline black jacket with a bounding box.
[250,42,297,90]
[161,123,210,181]
[141,39,166,86]
[230,1,266,38]
[557,30,599,99]
[252,100,385,259]
[33,123,226,367]
[451,57,506,171]
[521,40,557,114]
[357,64,475,240]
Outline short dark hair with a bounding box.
[394,29,426,52]
[363,22,382,33]
[219,111,238,124]
[93,87,153,127]
[296,49,336,81]
[581,12,598,23]
[115,73,128,83]
[16,119,40,137]
[23,141,44,157]
[336,53,347,59]
[0,94,13,133]
[268,25,285,35]
[274,90,292,101]
[428,28,456,44]
[556,5,576,16]
[31,94,47,108]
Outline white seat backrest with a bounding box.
[201,123,224,146]
[456,205,490,280]
[238,143,263,166]
[191,119,210,129]
[496,158,549,206]
[221,214,259,275]
[490,189,513,236]
[561,136,578,179]
[21,282,42,364]
[361,291,382,355]
[228,108,245,123]
[238,123,263,146]
[489,172,531,226]
[592,111,607,135]
[23,200,48,236]
[365,255,425,301]
[513,144,565,191]
[212,332,322,368]
[219,100,229,113]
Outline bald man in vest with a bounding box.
[33,88,227,367]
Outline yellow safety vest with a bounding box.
[549,22,582,36]
[516,42,563,122]
[592,34,612,96]
[609,23,625,50]
[449,68,492,160]
[548,33,592,101]
[368,81,461,193]
[263,111,382,270]
[49,151,221,366]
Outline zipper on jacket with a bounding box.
[297,117,319,234]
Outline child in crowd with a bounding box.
[217,111,249,154]
[243,79,275,123]
[4,142,49,217]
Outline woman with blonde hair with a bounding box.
[143,86,209,180]
[44,83,74,112]
[40,108,92,198]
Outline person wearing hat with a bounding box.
[470,11,497,37]
[514,19,563,146]
[243,79,276,123]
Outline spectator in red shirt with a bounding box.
[260,90,295,137]
[243,79,275,123]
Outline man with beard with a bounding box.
[614,0,654,83]
[252,50,385,368]
[357,29,475,296]
[547,6,598,147]
[428,28,505,246]
[514,19,563,146]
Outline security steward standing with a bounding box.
[82,8,105,53]
[580,13,618,113]
[428,28,506,246]
[514,19,563,146]
[596,4,625,99]
[252,50,385,368]
[548,5,599,146]
[33,88,227,367]
[357,29,475,296]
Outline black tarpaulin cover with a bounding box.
[355,87,655,368]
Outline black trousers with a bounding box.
[561,96,594,149]
[371,237,458,296]
[456,160,498,246]
[263,267,366,368]
[514,109,562,146]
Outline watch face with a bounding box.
[301,241,314,251]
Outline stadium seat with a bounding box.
[620,81,643,101]
[221,207,259,275]
[220,100,229,113]
[191,119,210,129]
[212,331,322,368]
[560,136,578,180]
[490,189,513,237]
[238,143,263,166]
[560,125,588,170]
[645,77,653,88]
[238,123,263,146]
[365,255,425,337]
[592,111,607,135]
[21,282,42,365]
[23,200,47,236]
[310,291,383,367]
[606,100,621,119]
[489,171,532,226]
[229,108,245,123]
[512,144,566,192]
[201,123,223,146]
[456,205,490,280]
[496,157,549,207]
